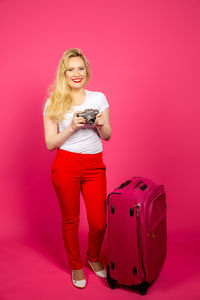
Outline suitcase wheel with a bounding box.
[107,265,117,289]
[137,281,149,295]
[108,281,116,289]
[140,288,147,295]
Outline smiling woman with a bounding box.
[42,49,91,121]
[42,48,112,289]
[65,58,87,92]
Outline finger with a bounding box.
[77,116,86,123]
[80,117,86,122]
[76,116,85,120]
[74,111,84,117]
[79,116,86,122]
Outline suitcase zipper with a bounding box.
[134,203,146,280]
[107,192,121,205]
[134,202,146,281]
[134,203,141,218]
[106,192,121,227]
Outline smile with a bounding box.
[72,78,82,83]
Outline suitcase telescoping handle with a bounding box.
[117,179,147,190]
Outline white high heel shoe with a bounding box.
[88,260,107,278]
[72,271,86,289]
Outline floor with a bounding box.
[0,230,200,300]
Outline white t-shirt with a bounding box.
[43,89,109,154]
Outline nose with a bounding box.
[74,69,80,76]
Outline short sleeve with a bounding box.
[43,99,50,116]
[99,92,109,113]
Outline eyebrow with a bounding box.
[67,66,85,68]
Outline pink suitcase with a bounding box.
[106,176,167,295]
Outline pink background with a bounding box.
[0,0,200,299]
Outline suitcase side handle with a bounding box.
[134,181,148,190]
[117,180,132,189]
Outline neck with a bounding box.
[70,87,85,98]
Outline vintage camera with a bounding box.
[77,109,99,125]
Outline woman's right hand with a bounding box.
[70,111,86,132]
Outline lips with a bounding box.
[72,78,82,82]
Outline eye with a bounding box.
[67,67,84,71]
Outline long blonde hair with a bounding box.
[42,48,91,121]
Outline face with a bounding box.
[65,56,87,89]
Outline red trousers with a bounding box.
[51,149,107,270]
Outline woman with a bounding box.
[42,48,112,289]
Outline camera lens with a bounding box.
[88,118,95,124]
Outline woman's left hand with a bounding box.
[94,112,104,129]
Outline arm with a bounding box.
[43,111,86,151]
[95,107,112,141]
[43,116,74,151]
